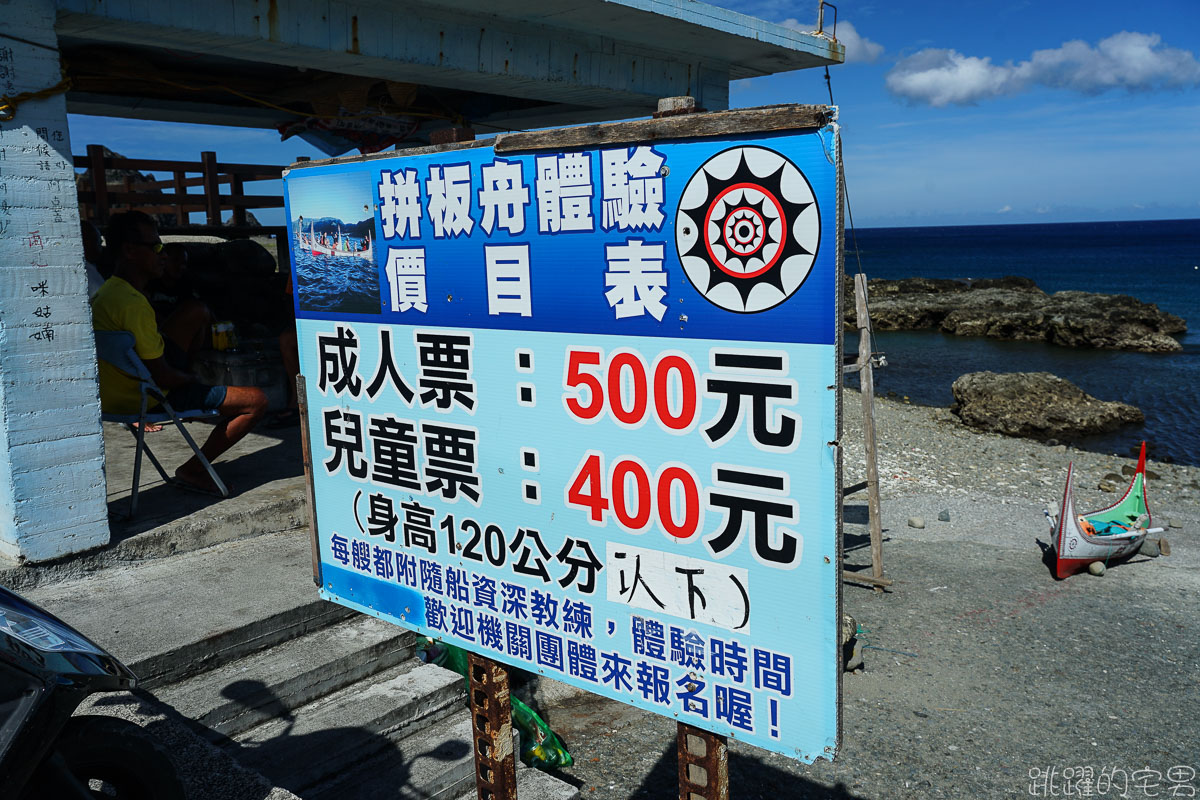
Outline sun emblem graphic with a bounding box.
[675,146,820,313]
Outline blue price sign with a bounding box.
[284,118,842,762]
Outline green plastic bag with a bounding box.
[417,638,574,769]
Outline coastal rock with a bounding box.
[950,371,1144,441]
[1088,561,1107,576]
[908,517,925,529]
[846,276,1185,352]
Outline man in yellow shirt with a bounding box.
[93,211,268,494]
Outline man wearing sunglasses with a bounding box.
[92,210,268,495]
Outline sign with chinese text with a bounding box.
[284,117,842,762]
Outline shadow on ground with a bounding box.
[104,421,304,540]
[206,679,468,799]
[627,738,870,800]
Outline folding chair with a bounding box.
[94,330,229,518]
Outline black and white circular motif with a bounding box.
[676,146,820,313]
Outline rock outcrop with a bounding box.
[845,276,1186,352]
[950,371,1144,440]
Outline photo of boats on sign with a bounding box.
[286,170,380,315]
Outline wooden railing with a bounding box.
[74,145,307,240]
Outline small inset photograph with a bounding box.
[287,171,380,314]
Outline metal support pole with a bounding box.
[468,653,518,800]
[677,722,728,800]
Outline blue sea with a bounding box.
[294,245,380,315]
[844,218,1200,465]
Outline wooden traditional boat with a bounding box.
[1049,442,1163,578]
[297,220,372,260]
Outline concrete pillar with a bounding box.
[0,0,109,562]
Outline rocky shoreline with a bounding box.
[841,389,1199,511]
[845,276,1187,352]
[949,371,1144,440]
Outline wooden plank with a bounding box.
[86,144,110,224]
[74,191,284,210]
[72,154,286,177]
[854,272,886,590]
[841,572,893,588]
[231,173,247,227]
[156,225,286,238]
[288,137,490,172]
[494,103,833,153]
[173,171,188,227]
[142,173,282,190]
[201,150,222,225]
[842,480,868,497]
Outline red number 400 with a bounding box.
[565,451,702,539]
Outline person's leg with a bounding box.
[268,329,301,427]
[161,299,212,362]
[280,328,298,408]
[174,385,268,491]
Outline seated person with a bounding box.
[147,242,213,368]
[92,211,268,495]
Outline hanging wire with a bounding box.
[826,66,865,278]
[826,65,884,366]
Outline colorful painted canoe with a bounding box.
[1050,442,1157,579]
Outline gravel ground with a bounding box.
[538,394,1199,800]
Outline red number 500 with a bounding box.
[562,348,698,433]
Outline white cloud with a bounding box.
[779,19,884,64]
[886,32,1200,106]
[997,205,1012,213]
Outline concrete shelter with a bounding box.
[0,0,842,563]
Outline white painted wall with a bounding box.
[0,0,108,562]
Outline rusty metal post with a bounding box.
[468,653,517,800]
[677,722,728,800]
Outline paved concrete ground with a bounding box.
[0,418,308,588]
[101,417,306,543]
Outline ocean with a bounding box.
[844,218,1200,466]
[293,244,380,315]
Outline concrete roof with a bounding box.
[393,0,845,78]
[56,0,842,134]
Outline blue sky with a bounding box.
[68,0,1200,228]
[286,171,373,224]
